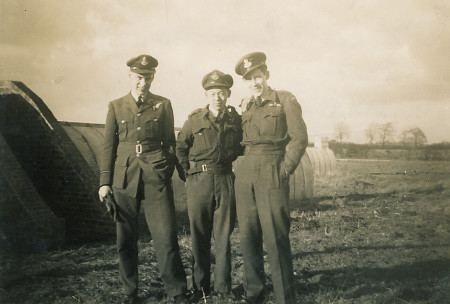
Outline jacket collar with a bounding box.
[126,92,160,113]
[249,86,276,107]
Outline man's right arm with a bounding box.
[176,118,193,174]
[99,102,118,201]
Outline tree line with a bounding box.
[334,122,430,147]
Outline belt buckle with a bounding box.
[136,144,143,155]
[201,164,207,172]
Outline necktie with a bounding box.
[255,96,262,106]
[137,96,144,108]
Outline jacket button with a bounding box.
[137,127,141,130]
[137,113,141,116]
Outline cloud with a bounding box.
[1,0,449,143]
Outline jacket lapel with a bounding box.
[124,93,139,114]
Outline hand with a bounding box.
[104,194,118,223]
[172,156,187,182]
[280,162,290,181]
[99,185,113,202]
[178,171,186,182]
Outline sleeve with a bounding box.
[176,117,194,172]
[162,100,176,154]
[99,102,119,186]
[233,111,244,158]
[282,94,308,174]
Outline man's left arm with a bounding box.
[162,100,176,155]
[282,94,308,175]
[231,109,244,158]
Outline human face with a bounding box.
[243,68,269,97]
[129,72,154,97]
[205,88,229,113]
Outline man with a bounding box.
[233,52,308,304]
[176,70,242,303]
[98,54,188,304]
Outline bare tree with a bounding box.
[399,129,409,145]
[401,127,427,148]
[334,122,350,143]
[365,123,378,144]
[377,122,395,146]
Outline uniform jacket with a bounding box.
[176,105,242,174]
[240,86,308,174]
[100,92,176,197]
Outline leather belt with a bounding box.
[117,142,162,155]
[244,146,285,155]
[188,161,232,175]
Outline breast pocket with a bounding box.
[221,125,241,161]
[118,119,128,139]
[145,118,162,139]
[260,107,284,137]
[192,127,212,153]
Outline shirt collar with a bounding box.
[130,91,153,103]
[207,105,219,118]
[130,91,140,102]
[251,86,276,106]
[202,106,227,122]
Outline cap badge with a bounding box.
[243,59,252,69]
[141,56,149,66]
[211,73,219,80]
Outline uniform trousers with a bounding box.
[185,172,236,294]
[234,154,296,304]
[114,169,187,298]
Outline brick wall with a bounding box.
[0,133,65,253]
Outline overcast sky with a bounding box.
[1,0,449,143]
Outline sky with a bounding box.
[1,0,449,143]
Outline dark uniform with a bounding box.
[176,71,242,297]
[99,55,187,300]
[234,53,308,304]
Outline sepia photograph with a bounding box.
[1,1,449,303]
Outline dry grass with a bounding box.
[1,160,449,303]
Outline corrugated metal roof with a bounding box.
[59,122,105,172]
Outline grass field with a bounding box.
[1,160,449,303]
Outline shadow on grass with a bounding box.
[0,262,118,289]
[297,258,450,302]
[307,183,445,206]
[292,243,450,260]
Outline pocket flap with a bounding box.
[115,155,129,166]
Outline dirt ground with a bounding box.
[1,160,449,303]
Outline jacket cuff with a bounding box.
[100,171,112,186]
